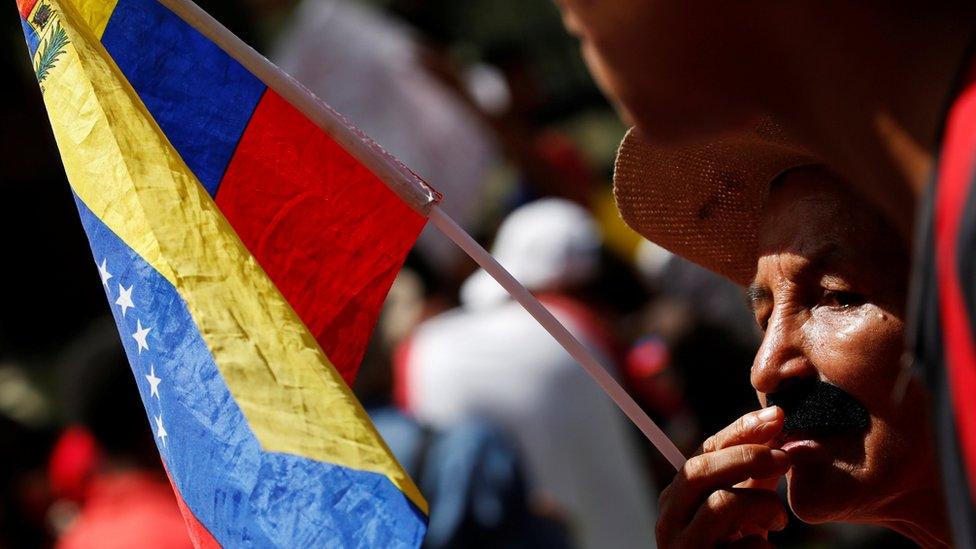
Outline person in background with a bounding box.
[396,198,657,549]
[52,319,191,549]
[356,277,571,549]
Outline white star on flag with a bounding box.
[132,320,151,354]
[115,284,135,317]
[146,364,161,398]
[97,258,112,288]
[154,414,168,447]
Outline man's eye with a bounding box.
[821,290,864,309]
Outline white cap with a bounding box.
[460,198,602,309]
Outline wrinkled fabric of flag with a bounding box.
[17,0,430,544]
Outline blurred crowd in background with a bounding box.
[0,0,913,547]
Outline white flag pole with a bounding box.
[429,206,687,470]
[159,0,686,471]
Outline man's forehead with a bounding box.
[749,243,847,295]
[759,242,846,271]
[758,174,866,260]
[760,182,893,274]
[762,192,848,245]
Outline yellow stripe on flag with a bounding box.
[38,0,426,513]
[74,0,117,38]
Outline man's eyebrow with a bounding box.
[745,283,771,311]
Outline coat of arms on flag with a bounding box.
[21,0,69,87]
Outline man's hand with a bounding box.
[657,406,791,548]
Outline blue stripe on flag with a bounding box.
[73,195,426,546]
[100,0,266,196]
[21,17,40,57]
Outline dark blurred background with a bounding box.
[0,0,912,547]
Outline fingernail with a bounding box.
[758,406,778,423]
[770,448,789,465]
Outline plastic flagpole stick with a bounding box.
[429,206,687,470]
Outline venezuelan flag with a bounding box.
[17,0,430,544]
[20,0,436,386]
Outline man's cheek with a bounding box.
[569,25,651,134]
[810,331,904,422]
[555,1,585,38]
[806,311,896,378]
[839,317,904,384]
[554,0,610,38]
[579,41,634,124]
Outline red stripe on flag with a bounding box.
[215,90,426,384]
[935,65,976,501]
[163,467,221,548]
[17,0,38,19]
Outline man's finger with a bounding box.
[682,488,787,546]
[661,445,790,524]
[701,406,784,453]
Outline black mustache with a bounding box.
[766,380,870,436]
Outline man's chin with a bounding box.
[779,430,870,523]
[626,101,750,148]
[785,463,860,524]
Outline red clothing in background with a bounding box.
[57,472,192,549]
[913,57,976,547]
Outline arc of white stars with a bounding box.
[146,364,161,399]
[97,258,112,288]
[154,415,167,447]
[115,284,135,317]
[132,320,151,354]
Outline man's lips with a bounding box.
[775,429,834,456]
[779,437,820,455]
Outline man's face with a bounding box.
[554,0,771,143]
[748,168,931,523]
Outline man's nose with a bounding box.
[751,308,817,395]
